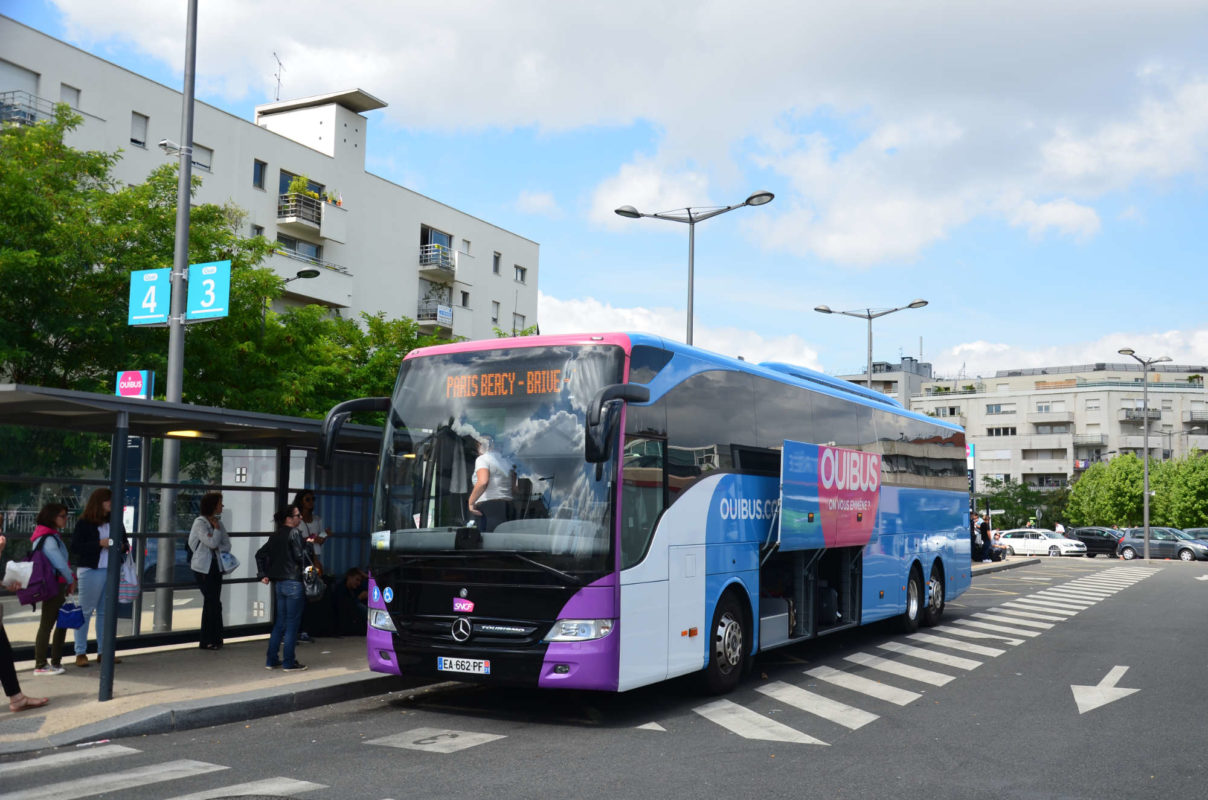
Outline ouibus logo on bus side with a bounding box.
[819,446,881,493]
[817,445,881,548]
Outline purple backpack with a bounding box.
[16,536,60,608]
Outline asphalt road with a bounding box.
[3,558,1205,800]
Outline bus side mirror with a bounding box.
[585,384,650,465]
[319,396,390,468]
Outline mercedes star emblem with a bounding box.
[451,617,472,642]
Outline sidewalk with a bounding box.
[0,633,397,756]
[972,555,1040,576]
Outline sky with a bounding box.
[4,0,1208,380]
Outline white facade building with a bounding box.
[909,363,1208,493]
[0,16,539,340]
[836,356,934,407]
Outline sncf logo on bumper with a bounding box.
[818,446,881,548]
[453,598,475,613]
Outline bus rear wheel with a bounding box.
[899,569,923,633]
[702,592,747,695]
[923,565,945,627]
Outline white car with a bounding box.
[998,528,1087,557]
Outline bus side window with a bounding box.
[620,435,666,569]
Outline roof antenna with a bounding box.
[272,52,285,101]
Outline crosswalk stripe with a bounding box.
[756,681,879,729]
[907,632,1005,657]
[693,698,827,744]
[987,606,1067,622]
[163,778,327,800]
[1030,593,1093,607]
[1061,585,1117,594]
[805,665,921,705]
[1001,600,1077,616]
[846,651,955,685]
[973,612,1053,630]
[1070,579,1130,587]
[932,624,1024,646]
[1036,588,1109,600]
[952,618,1040,637]
[0,746,141,778]
[0,760,227,800]
[876,641,982,670]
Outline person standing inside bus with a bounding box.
[189,492,231,651]
[467,437,513,532]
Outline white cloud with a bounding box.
[515,190,562,219]
[538,292,821,368]
[933,328,1208,380]
[1009,199,1101,240]
[589,160,710,230]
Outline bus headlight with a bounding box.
[543,619,614,642]
[369,609,397,632]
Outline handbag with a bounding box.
[57,600,85,630]
[218,550,240,575]
[118,553,140,604]
[302,549,325,602]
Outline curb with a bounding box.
[0,673,400,756]
[972,557,1041,576]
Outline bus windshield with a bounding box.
[371,343,625,576]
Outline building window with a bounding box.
[986,427,1017,437]
[279,170,323,196]
[253,159,267,189]
[491,301,500,325]
[276,233,321,263]
[461,238,471,254]
[514,265,527,283]
[986,403,1015,415]
[192,143,213,172]
[493,252,501,274]
[512,313,526,331]
[251,224,264,238]
[60,83,80,108]
[130,112,148,147]
[1085,398,1100,411]
[460,291,470,307]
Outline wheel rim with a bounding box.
[714,611,744,676]
[906,576,920,620]
[1049,547,1060,557]
[1179,549,1194,561]
[1122,548,1135,560]
[927,574,943,617]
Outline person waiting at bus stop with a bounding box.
[257,504,309,672]
[467,437,515,532]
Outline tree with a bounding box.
[975,476,1045,529]
[1066,454,1144,526]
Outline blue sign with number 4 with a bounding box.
[186,260,231,321]
[127,268,171,325]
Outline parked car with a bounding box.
[1118,528,1208,561]
[1067,526,1124,558]
[1181,527,1208,542]
[998,529,1088,557]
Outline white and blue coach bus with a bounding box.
[322,332,971,694]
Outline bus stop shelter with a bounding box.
[0,384,382,700]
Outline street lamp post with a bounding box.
[1118,348,1172,561]
[262,268,321,337]
[814,300,929,389]
[1161,426,1202,459]
[614,191,774,346]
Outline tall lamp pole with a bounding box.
[1118,348,1171,561]
[814,300,929,389]
[615,191,774,346]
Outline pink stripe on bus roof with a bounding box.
[404,332,633,360]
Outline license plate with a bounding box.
[437,656,491,675]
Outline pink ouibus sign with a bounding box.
[115,370,153,399]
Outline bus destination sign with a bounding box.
[446,369,567,398]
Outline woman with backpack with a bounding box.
[189,492,231,651]
[257,504,309,672]
[70,488,127,668]
[1,532,50,711]
[30,503,75,676]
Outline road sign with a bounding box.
[186,260,231,320]
[127,268,171,325]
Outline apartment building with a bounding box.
[0,16,539,340]
[835,356,934,406]
[909,362,1208,492]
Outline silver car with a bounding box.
[1118,528,1208,561]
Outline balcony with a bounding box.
[1119,408,1161,423]
[267,251,350,309]
[1184,410,1208,423]
[418,244,456,283]
[0,90,56,127]
[1072,433,1108,446]
[416,303,454,332]
[1027,411,1075,425]
[277,192,323,234]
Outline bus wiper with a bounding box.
[504,552,583,586]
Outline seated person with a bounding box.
[332,567,369,636]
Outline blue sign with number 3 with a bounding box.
[186,260,231,321]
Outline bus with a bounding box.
[322,332,970,694]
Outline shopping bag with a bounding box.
[218,550,240,575]
[57,600,85,629]
[118,553,140,604]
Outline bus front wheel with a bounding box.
[702,592,748,695]
[899,569,923,633]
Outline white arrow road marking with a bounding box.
[1196,575,1208,581]
[635,722,666,731]
[1071,666,1139,714]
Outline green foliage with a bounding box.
[1067,454,1145,526]
[975,476,1045,529]
[1149,452,1208,528]
[493,324,540,338]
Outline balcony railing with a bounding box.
[1120,408,1161,422]
[1072,434,1108,446]
[418,244,456,282]
[274,248,348,275]
[417,303,454,327]
[277,192,323,226]
[0,90,56,126]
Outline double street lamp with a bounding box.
[1118,347,1171,561]
[261,267,320,337]
[614,191,774,346]
[814,300,929,389]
